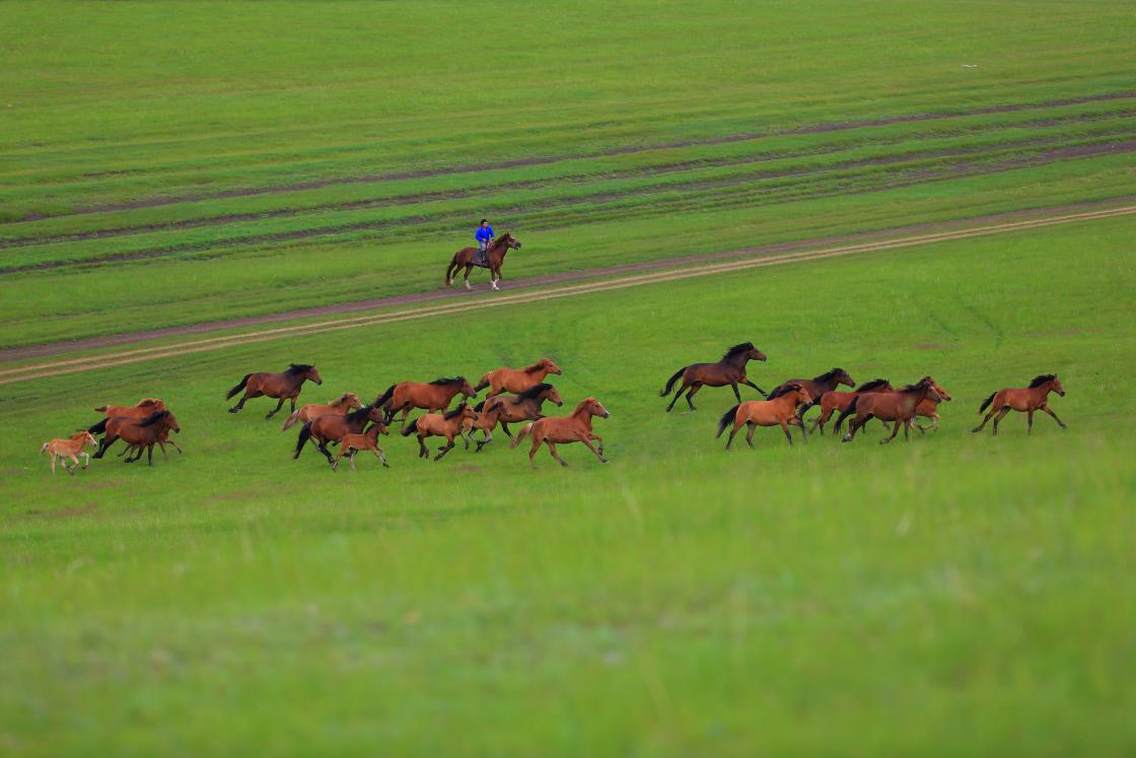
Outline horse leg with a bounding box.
[265,398,286,419]
[780,421,793,447]
[731,382,741,403]
[880,420,902,445]
[546,442,568,467]
[476,430,493,452]
[992,407,1011,436]
[972,408,997,433]
[842,415,863,442]
[1041,404,1066,429]
[374,446,390,468]
[417,435,429,459]
[229,393,252,414]
[434,438,456,461]
[580,438,607,463]
[463,265,473,291]
[316,441,336,466]
[684,384,702,411]
[80,452,91,469]
[726,421,742,450]
[666,382,687,412]
[490,266,500,291]
[793,415,808,442]
[589,433,605,456]
[1027,410,1034,435]
[146,444,155,465]
[745,422,757,449]
[499,421,512,438]
[49,454,57,474]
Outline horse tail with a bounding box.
[94,405,108,412]
[293,423,312,459]
[660,366,686,397]
[281,410,301,431]
[978,392,996,413]
[374,384,395,410]
[400,418,419,437]
[226,373,252,399]
[834,396,859,433]
[511,422,534,448]
[716,405,739,438]
[88,418,108,435]
[475,374,490,392]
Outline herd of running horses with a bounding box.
[38,343,1067,473]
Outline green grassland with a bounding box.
[2,0,1135,347]
[2,218,1135,754]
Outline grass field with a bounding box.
[2,1,1135,755]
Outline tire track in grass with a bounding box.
[1,203,1132,385]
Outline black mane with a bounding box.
[814,367,847,382]
[137,410,170,427]
[346,404,375,422]
[430,376,466,386]
[854,378,890,392]
[286,363,314,375]
[514,383,553,401]
[1029,374,1057,388]
[722,342,755,360]
[767,383,800,400]
[444,403,468,420]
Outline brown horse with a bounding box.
[716,384,813,449]
[770,368,855,419]
[227,364,322,418]
[511,397,610,466]
[475,358,562,397]
[40,431,98,474]
[375,377,477,422]
[913,377,953,432]
[972,374,1066,436]
[117,423,182,459]
[280,392,363,430]
[87,398,166,434]
[811,379,893,435]
[294,404,387,467]
[333,424,391,471]
[838,377,942,444]
[93,410,181,465]
[468,383,564,451]
[444,233,523,291]
[401,403,479,461]
[660,342,768,412]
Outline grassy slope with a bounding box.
[1,0,1134,347]
[2,219,1134,754]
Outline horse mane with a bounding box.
[444,403,468,420]
[514,383,553,401]
[286,363,314,375]
[523,359,551,373]
[814,368,847,382]
[854,378,890,392]
[346,404,375,422]
[1029,374,1057,388]
[899,378,932,392]
[430,376,466,386]
[767,383,801,400]
[137,410,169,427]
[722,342,755,360]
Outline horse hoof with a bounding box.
[228,408,239,414]
[464,283,471,291]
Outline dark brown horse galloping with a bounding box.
[769,368,855,419]
[445,233,523,291]
[227,364,322,418]
[811,379,893,435]
[660,342,767,412]
[294,404,387,467]
[92,410,181,465]
[374,377,477,423]
[972,374,1066,436]
[838,377,943,444]
[468,382,563,451]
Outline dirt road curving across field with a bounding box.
[2,200,1133,385]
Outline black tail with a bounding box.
[978,392,996,414]
[226,373,251,399]
[88,418,108,435]
[834,396,859,433]
[401,418,419,437]
[716,404,739,438]
[293,423,312,459]
[474,377,490,392]
[660,367,686,397]
[374,384,395,409]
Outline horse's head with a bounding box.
[540,358,562,375]
[74,431,98,447]
[498,233,522,250]
[922,376,951,402]
[457,377,477,397]
[910,377,942,403]
[545,385,564,406]
[335,392,363,409]
[365,405,387,424]
[745,344,767,363]
[796,385,814,407]
[1051,375,1065,396]
[578,397,610,419]
[367,417,391,436]
[832,368,855,388]
[290,364,322,385]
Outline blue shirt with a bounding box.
[475,225,494,243]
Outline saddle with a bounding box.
[472,247,491,268]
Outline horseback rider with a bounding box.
[474,219,494,264]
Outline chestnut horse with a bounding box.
[475,358,562,397]
[294,404,387,467]
[40,431,98,474]
[770,368,855,419]
[444,232,523,291]
[972,374,1066,436]
[333,424,391,471]
[511,397,610,466]
[468,383,563,451]
[913,377,953,432]
[716,384,813,449]
[811,379,893,435]
[401,403,479,461]
[227,364,322,418]
[93,410,181,465]
[280,392,363,431]
[838,377,942,444]
[660,342,768,412]
[375,377,477,422]
[87,398,166,434]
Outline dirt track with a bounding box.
[2,201,1132,385]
